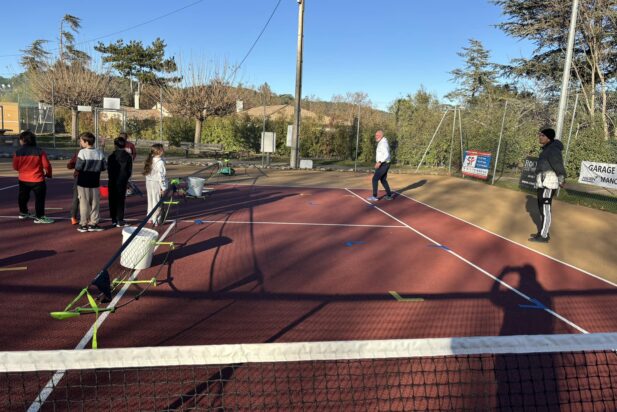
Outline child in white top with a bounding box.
[143,144,168,226]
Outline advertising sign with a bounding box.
[519,156,538,190]
[462,150,492,180]
[579,161,617,190]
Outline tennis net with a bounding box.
[2,333,617,411]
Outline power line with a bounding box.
[232,0,282,77]
[0,0,205,59]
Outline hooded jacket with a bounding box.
[536,139,566,178]
[535,139,566,189]
[107,149,133,186]
[13,146,52,182]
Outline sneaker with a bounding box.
[77,225,88,233]
[529,233,550,240]
[71,217,79,225]
[366,196,379,201]
[88,224,104,232]
[118,221,130,227]
[528,234,549,243]
[34,216,54,224]
[19,212,34,220]
[111,221,118,228]
[384,195,394,201]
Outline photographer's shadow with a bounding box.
[490,264,553,335]
[490,264,557,409]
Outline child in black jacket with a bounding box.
[107,136,133,227]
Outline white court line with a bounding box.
[28,221,177,412]
[395,191,617,289]
[180,219,405,229]
[346,188,589,335]
[0,184,18,191]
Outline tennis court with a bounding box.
[1,171,617,410]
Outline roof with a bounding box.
[241,105,331,124]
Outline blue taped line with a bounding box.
[428,244,450,251]
[519,298,546,310]
[345,241,366,247]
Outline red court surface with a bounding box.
[1,176,617,352]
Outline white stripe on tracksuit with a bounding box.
[541,188,553,238]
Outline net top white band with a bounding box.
[3,332,617,373]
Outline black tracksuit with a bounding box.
[535,140,566,238]
[107,149,133,223]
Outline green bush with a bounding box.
[164,117,195,146]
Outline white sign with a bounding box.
[103,97,121,110]
[286,125,293,147]
[261,132,276,153]
[236,100,243,113]
[578,161,617,189]
[77,105,92,112]
[299,159,313,169]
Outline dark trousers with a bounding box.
[109,182,128,223]
[71,179,79,219]
[372,162,392,197]
[536,187,555,238]
[18,180,47,218]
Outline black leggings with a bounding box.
[109,182,128,223]
[18,180,47,218]
[372,163,392,197]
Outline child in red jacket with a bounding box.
[12,130,54,224]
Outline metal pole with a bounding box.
[564,93,579,167]
[415,110,449,174]
[159,86,163,143]
[51,81,56,148]
[354,103,360,172]
[459,107,465,176]
[94,108,99,149]
[491,100,508,185]
[559,94,580,196]
[290,0,305,169]
[564,123,579,168]
[448,107,457,175]
[555,0,580,140]
[0,106,3,130]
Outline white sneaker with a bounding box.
[366,196,379,201]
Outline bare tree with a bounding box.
[164,62,237,144]
[28,62,115,141]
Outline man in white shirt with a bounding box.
[367,130,393,201]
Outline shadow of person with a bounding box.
[525,194,542,234]
[397,179,427,193]
[489,264,558,410]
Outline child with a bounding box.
[143,143,168,226]
[74,132,107,232]
[12,130,54,224]
[119,132,141,196]
[67,149,80,225]
[107,136,133,227]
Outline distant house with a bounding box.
[240,104,332,125]
[100,103,171,122]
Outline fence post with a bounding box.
[448,107,457,175]
[491,100,508,185]
[558,93,579,197]
[415,110,449,174]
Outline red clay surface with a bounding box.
[1,177,616,353]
